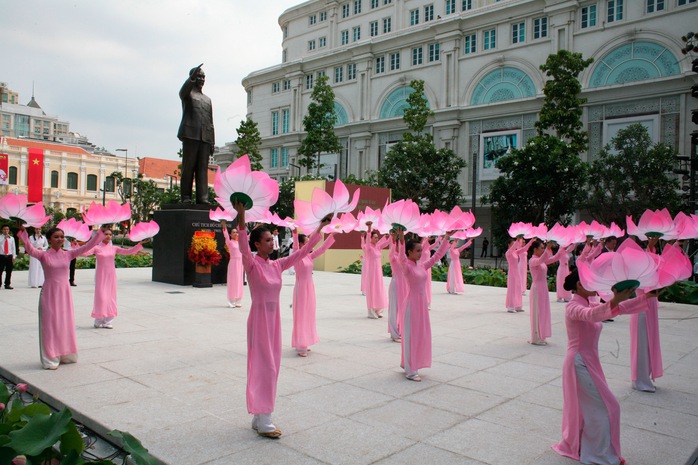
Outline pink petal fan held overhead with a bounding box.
[626,209,677,241]
[508,222,532,238]
[524,223,548,240]
[578,238,659,300]
[128,221,160,242]
[56,218,92,242]
[382,199,422,232]
[214,155,279,222]
[322,212,359,234]
[448,206,476,230]
[672,212,698,240]
[646,243,692,291]
[209,207,234,223]
[82,200,132,226]
[0,193,50,228]
[601,222,625,239]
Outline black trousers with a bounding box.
[0,255,13,286]
[69,258,76,284]
[181,138,212,204]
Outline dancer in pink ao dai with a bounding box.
[362,227,391,318]
[222,221,244,307]
[19,226,106,370]
[446,240,471,294]
[420,237,438,308]
[234,201,328,438]
[291,230,336,356]
[629,289,662,392]
[396,231,451,381]
[528,240,562,345]
[88,229,143,329]
[505,238,532,312]
[387,237,407,342]
[556,244,576,302]
[553,271,655,465]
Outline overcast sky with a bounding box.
[1,0,301,160]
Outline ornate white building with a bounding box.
[226,0,698,236]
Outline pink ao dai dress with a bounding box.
[291,233,335,354]
[238,227,321,415]
[446,240,471,295]
[18,229,105,369]
[556,245,576,302]
[630,289,662,392]
[90,242,143,326]
[552,293,652,465]
[387,241,407,340]
[419,238,437,307]
[397,239,450,378]
[528,248,562,344]
[223,227,244,307]
[505,240,532,312]
[362,234,391,317]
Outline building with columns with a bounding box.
[223,0,698,242]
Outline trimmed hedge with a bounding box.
[12,252,152,271]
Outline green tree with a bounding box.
[585,123,681,226]
[377,80,466,211]
[234,119,263,171]
[297,74,342,174]
[484,51,593,248]
[340,171,384,187]
[536,50,594,153]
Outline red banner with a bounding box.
[0,153,7,185]
[27,148,44,203]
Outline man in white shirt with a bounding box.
[0,225,16,289]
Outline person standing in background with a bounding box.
[28,227,48,288]
[0,225,16,289]
[480,237,489,258]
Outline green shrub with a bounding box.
[14,252,152,271]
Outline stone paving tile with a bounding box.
[201,442,328,465]
[449,370,541,399]
[372,443,488,465]
[426,418,555,465]
[286,381,393,417]
[282,417,415,465]
[404,384,507,417]
[474,398,562,442]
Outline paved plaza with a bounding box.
[0,266,697,465]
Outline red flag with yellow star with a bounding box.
[0,153,8,185]
[27,147,44,203]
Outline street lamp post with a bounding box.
[288,163,301,177]
[115,148,129,200]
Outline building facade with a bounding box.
[227,0,698,237]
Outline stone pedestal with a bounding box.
[152,207,228,286]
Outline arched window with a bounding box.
[470,67,536,105]
[86,174,98,191]
[334,102,349,126]
[8,166,17,185]
[67,172,78,190]
[51,170,59,188]
[588,41,680,88]
[379,86,429,119]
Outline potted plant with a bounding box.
[187,230,221,288]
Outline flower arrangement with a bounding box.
[187,230,222,266]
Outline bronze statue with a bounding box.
[178,64,214,204]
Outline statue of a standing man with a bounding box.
[177,64,214,204]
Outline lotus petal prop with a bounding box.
[329,180,360,214]
[209,207,234,223]
[128,221,160,242]
[82,200,132,226]
[578,238,659,300]
[577,220,606,240]
[448,206,476,230]
[356,207,385,232]
[424,210,456,236]
[382,199,421,232]
[601,222,625,239]
[646,243,692,290]
[452,227,483,240]
[626,209,677,241]
[673,212,698,240]
[56,218,92,242]
[322,212,359,234]
[508,222,532,238]
[214,155,279,222]
[0,193,50,228]
[524,223,548,240]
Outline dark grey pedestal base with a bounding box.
[152,208,228,286]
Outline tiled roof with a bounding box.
[3,137,91,156]
[139,157,216,184]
